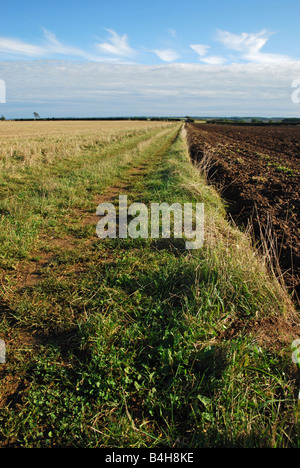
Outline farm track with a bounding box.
[0,125,180,351]
[9,126,178,285]
[186,123,300,304]
[0,125,181,415]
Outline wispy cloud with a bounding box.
[0,27,298,66]
[153,48,180,62]
[42,28,102,61]
[1,25,300,118]
[216,29,295,63]
[0,29,97,61]
[0,28,136,63]
[200,56,227,65]
[0,37,46,57]
[190,44,210,57]
[190,43,226,65]
[95,29,135,57]
[216,29,271,54]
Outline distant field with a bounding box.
[0,120,172,168]
[0,120,299,448]
[0,120,168,138]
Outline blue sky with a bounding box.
[1,0,300,117]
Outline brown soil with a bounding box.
[186,123,300,304]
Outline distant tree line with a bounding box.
[207,117,300,126]
[6,116,300,125]
[12,116,182,122]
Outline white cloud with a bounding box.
[200,56,227,65]
[95,29,135,57]
[216,29,295,64]
[2,60,300,118]
[0,28,136,63]
[0,27,297,67]
[190,44,226,65]
[190,44,210,57]
[190,43,226,65]
[0,37,46,57]
[1,26,300,118]
[216,29,271,54]
[0,30,100,61]
[41,28,102,61]
[153,48,180,62]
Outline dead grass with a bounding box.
[0,120,172,169]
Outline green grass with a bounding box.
[0,125,172,268]
[0,124,299,448]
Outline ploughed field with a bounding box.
[186,123,300,303]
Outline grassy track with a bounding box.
[0,122,299,447]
